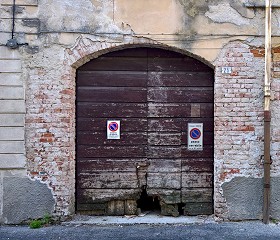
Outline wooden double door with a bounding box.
[76,48,214,216]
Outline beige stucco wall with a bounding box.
[1,0,280,223]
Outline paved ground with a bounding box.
[1,214,280,240]
[1,222,280,240]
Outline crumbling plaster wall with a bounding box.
[1,0,280,223]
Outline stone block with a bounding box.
[0,33,10,45]
[2,177,54,224]
[0,114,24,126]
[181,188,213,203]
[125,200,138,215]
[1,0,38,6]
[160,202,179,217]
[0,73,22,86]
[107,200,125,215]
[0,47,20,59]
[0,60,21,73]
[0,154,25,169]
[271,177,280,220]
[0,100,25,113]
[0,86,24,100]
[0,127,24,140]
[184,202,213,216]
[0,141,24,154]
[222,177,263,220]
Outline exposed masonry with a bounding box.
[1,0,280,222]
[24,34,279,219]
[214,42,264,219]
[25,36,166,217]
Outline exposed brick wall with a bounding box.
[25,36,164,216]
[24,37,279,220]
[214,42,264,219]
[271,46,280,176]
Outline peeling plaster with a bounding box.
[205,3,250,26]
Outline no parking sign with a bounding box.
[107,120,120,139]
[188,123,203,151]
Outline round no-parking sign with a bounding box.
[190,128,201,140]
[107,120,120,139]
[188,123,203,151]
[108,122,119,132]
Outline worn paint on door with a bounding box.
[76,48,214,216]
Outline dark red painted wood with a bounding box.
[148,72,214,87]
[77,132,147,145]
[148,88,214,103]
[77,87,147,103]
[77,145,147,158]
[77,103,147,118]
[78,57,147,71]
[77,71,147,87]
[77,118,148,132]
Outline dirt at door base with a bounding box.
[77,188,213,217]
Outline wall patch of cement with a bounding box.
[222,177,280,221]
[222,177,263,220]
[2,177,55,224]
[271,177,280,220]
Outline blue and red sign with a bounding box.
[107,120,121,140]
[108,122,119,132]
[190,128,201,140]
[188,123,203,151]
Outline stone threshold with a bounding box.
[62,212,216,226]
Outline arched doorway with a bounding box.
[75,47,214,216]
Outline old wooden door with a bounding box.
[76,48,214,216]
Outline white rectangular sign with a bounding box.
[221,66,232,74]
[188,123,203,151]
[107,120,120,140]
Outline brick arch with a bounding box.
[65,36,216,216]
[58,36,216,216]
[64,36,214,70]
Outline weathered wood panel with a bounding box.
[79,57,148,71]
[148,132,181,146]
[77,71,147,87]
[148,58,212,72]
[77,172,146,189]
[77,118,147,132]
[148,159,181,173]
[147,173,181,189]
[77,159,148,172]
[76,189,141,203]
[77,103,147,118]
[181,132,214,145]
[77,145,147,158]
[181,145,214,158]
[181,188,213,203]
[181,172,213,188]
[181,158,213,172]
[184,202,213,215]
[77,87,147,103]
[147,118,214,132]
[148,72,214,87]
[77,132,147,145]
[148,88,214,103]
[148,103,213,118]
[147,189,181,204]
[147,146,181,158]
